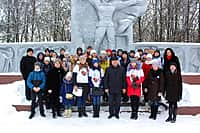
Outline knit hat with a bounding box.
[27,48,33,53]
[146,53,153,59]
[90,49,97,55]
[34,62,41,67]
[65,72,72,78]
[100,50,107,55]
[106,49,112,53]
[44,57,50,62]
[135,52,140,58]
[152,59,159,66]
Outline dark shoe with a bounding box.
[82,112,88,117]
[78,108,82,118]
[165,117,172,122]
[57,112,62,117]
[149,114,153,119]
[82,107,88,117]
[108,114,114,119]
[40,113,46,117]
[131,112,138,120]
[115,114,119,119]
[171,118,176,123]
[29,112,35,119]
[53,114,56,119]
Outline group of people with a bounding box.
[20,46,183,123]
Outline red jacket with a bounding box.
[126,69,144,97]
[142,62,152,80]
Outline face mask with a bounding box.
[35,69,40,72]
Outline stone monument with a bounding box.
[71,0,147,52]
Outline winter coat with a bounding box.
[126,68,144,97]
[20,55,37,79]
[43,63,53,76]
[99,59,110,73]
[72,64,89,87]
[143,69,164,101]
[104,65,126,94]
[163,48,181,74]
[164,70,182,102]
[120,58,130,72]
[27,70,46,90]
[60,78,74,106]
[88,67,104,88]
[46,67,66,97]
[142,61,152,80]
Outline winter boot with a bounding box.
[57,110,62,117]
[96,105,100,117]
[40,112,46,117]
[67,109,72,118]
[82,107,88,117]
[130,112,138,120]
[165,105,172,122]
[29,112,35,119]
[152,106,158,120]
[78,108,83,118]
[149,105,154,119]
[64,109,68,118]
[171,105,177,123]
[93,105,98,118]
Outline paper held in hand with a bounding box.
[72,87,83,97]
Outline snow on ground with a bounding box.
[0,81,200,132]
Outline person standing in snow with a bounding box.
[60,72,74,118]
[89,58,104,118]
[143,60,164,120]
[20,48,37,101]
[27,62,46,119]
[72,55,90,118]
[126,59,144,120]
[164,62,182,123]
[46,59,66,118]
[104,56,126,119]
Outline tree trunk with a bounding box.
[138,16,142,42]
[31,0,36,42]
[185,0,190,42]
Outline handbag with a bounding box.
[66,93,73,100]
[92,87,104,96]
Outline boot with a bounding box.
[82,107,88,117]
[40,112,46,117]
[29,112,35,119]
[165,105,172,122]
[130,112,138,120]
[152,106,158,120]
[67,109,72,118]
[149,105,154,119]
[96,105,100,118]
[171,106,177,123]
[78,108,83,118]
[93,105,98,118]
[64,109,68,118]
[57,110,62,117]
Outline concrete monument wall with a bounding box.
[0,42,200,73]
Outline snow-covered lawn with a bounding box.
[0,81,200,132]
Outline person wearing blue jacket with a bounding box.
[60,72,74,118]
[89,58,104,118]
[27,62,46,119]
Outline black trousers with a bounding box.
[130,95,140,113]
[108,93,121,115]
[31,90,44,114]
[49,94,60,115]
[25,79,31,101]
